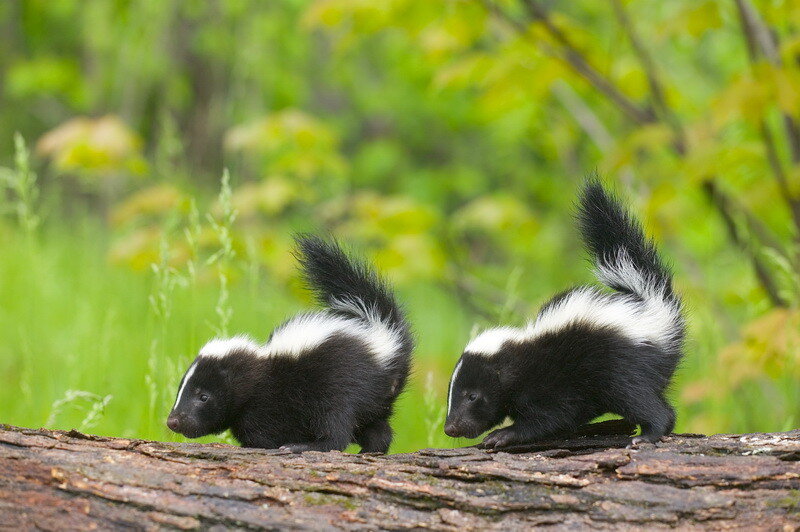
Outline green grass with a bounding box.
[0,217,796,453]
[0,220,478,451]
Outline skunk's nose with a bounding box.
[166,415,181,432]
[444,421,460,438]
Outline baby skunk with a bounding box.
[444,181,685,449]
[166,235,412,453]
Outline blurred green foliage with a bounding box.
[0,0,799,451]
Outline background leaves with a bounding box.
[0,0,798,449]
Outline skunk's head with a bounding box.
[166,336,261,439]
[443,353,508,439]
[444,327,523,439]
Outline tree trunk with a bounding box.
[1,424,798,530]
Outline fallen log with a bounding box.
[1,424,798,530]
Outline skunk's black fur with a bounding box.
[444,180,685,448]
[167,236,413,453]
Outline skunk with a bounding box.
[444,181,685,448]
[166,235,413,453]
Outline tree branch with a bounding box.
[734,0,800,238]
[734,0,800,162]
[702,180,789,307]
[608,0,687,154]
[480,0,793,302]
[738,0,800,164]
[481,0,655,126]
[521,0,655,125]
[3,424,800,529]
[551,80,636,186]
[551,81,613,151]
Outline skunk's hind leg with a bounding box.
[663,399,676,434]
[625,394,675,444]
[280,409,355,453]
[355,418,392,454]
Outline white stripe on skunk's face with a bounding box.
[167,356,231,439]
[172,361,197,410]
[443,354,506,439]
[446,359,463,417]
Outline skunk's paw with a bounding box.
[279,443,313,453]
[627,436,658,449]
[479,427,518,450]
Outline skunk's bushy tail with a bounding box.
[577,180,676,302]
[294,234,413,357]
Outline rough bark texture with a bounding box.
[1,424,799,530]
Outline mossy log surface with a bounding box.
[1,424,799,530]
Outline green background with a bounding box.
[0,0,798,452]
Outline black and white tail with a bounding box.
[294,235,413,366]
[578,182,671,299]
[577,181,685,342]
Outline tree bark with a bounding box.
[1,424,799,530]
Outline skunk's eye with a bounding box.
[468,393,477,402]
[199,393,209,402]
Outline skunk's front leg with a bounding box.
[480,406,579,450]
[479,422,557,449]
[479,425,525,449]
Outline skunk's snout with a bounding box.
[444,421,459,438]
[445,416,483,439]
[445,419,470,438]
[166,414,182,433]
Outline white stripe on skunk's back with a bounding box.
[465,286,681,356]
[464,326,529,355]
[263,311,403,366]
[197,312,403,366]
[200,335,262,358]
[529,287,681,348]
